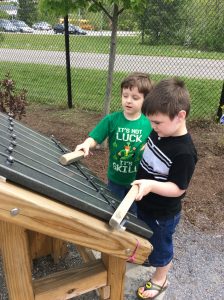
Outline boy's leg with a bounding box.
[138,262,171,298]
[107,180,137,215]
[107,180,127,199]
[137,210,180,298]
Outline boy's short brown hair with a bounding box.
[121,72,154,98]
[142,78,191,119]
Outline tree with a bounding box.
[137,0,185,45]
[17,0,39,26]
[88,0,147,116]
[187,0,224,51]
[40,0,147,116]
[39,0,86,17]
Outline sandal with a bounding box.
[136,277,168,299]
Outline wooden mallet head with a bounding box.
[59,150,84,166]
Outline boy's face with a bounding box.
[121,86,144,119]
[148,111,186,137]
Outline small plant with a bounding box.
[0,73,27,120]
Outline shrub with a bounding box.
[0,73,27,120]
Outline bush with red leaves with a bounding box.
[0,73,27,120]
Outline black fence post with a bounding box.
[64,15,73,109]
[216,82,224,123]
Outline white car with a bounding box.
[0,19,17,32]
[11,20,34,33]
[32,22,52,31]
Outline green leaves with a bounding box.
[39,0,88,16]
[39,0,147,15]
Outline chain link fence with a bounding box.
[0,0,223,120]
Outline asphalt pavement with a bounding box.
[0,48,223,80]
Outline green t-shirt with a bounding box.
[89,111,152,186]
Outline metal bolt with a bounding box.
[125,248,132,255]
[7,156,14,163]
[11,141,16,147]
[7,155,14,163]
[10,208,20,216]
[7,146,14,153]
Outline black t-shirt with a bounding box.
[136,130,198,218]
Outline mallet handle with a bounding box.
[109,185,139,230]
[59,150,84,166]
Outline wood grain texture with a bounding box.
[0,181,152,264]
[59,150,84,165]
[0,221,34,300]
[102,253,126,300]
[109,185,139,230]
[33,260,107,300]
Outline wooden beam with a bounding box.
[33,260,107,300]
[0,221,34,300]
[28,231,53,259]
[76,245,110,299]
[76,245,96,262]
[52,237,68,263]
[27,231,67,265]
[102,253,126,300]
[0,181,152,264]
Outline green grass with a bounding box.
[0,62,222,119]
[0,33,223,59]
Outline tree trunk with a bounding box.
[103,4,119,117]
[100,4,119,149]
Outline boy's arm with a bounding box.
[132,179,186,201]
[75,137,98,157]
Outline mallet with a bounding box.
[109,184,139,231]
[59,150,85,166]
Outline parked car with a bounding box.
[53,23,64,34]
[53,23,86,35]
[11,20,34,33]
[32,22,52,31]
[0,19,17,32]
[71,25,87,35]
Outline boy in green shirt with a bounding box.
[75,73,153,213]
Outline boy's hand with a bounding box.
[75,137,97,157]
[132,179,153,200]
[75,143,90,157]
[132,179,186,200]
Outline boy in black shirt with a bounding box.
[133,78,197,299]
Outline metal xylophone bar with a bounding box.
[0,112,153,238]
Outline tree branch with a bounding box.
[118,7,125,15]
[91,0,112,20]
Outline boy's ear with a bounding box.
[177,110,186,120]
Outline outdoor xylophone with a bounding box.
[0,111,153,239]
[0,111,154,300]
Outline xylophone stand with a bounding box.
[0,181,152,300]
[0,221,126,300]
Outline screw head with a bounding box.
[10,208,20,216]
[7,146,13,153]
[125,248,132,255]
[7,156,14,163]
